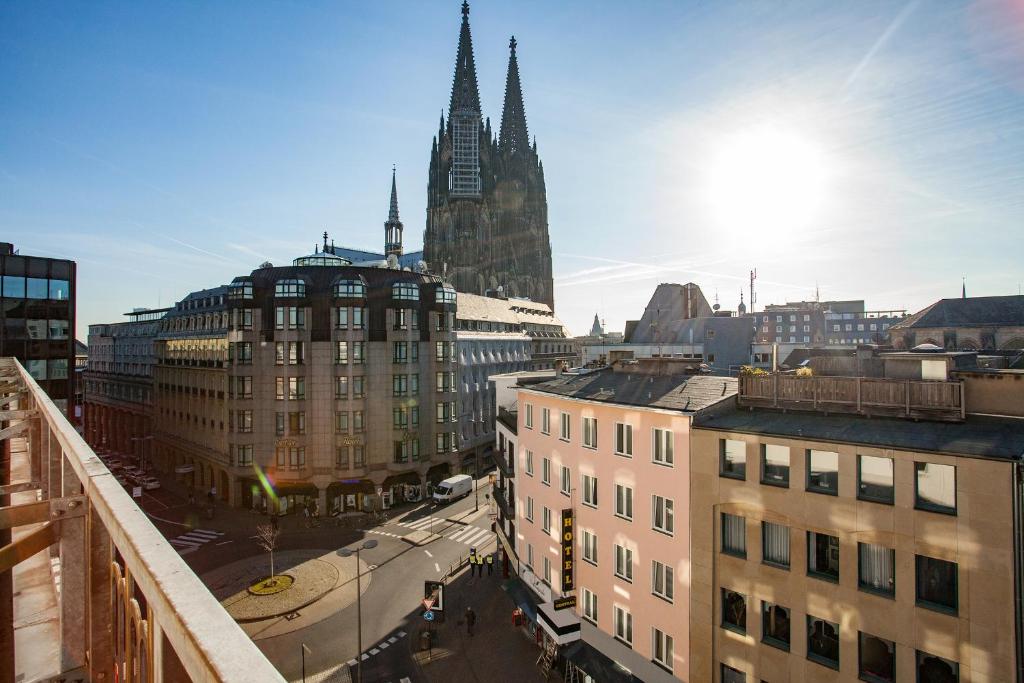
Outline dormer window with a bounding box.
[275,279,305,298]
[334,279,366,298]
[436,287,457,304]
[393,282,420,301]
[227,281,253,300]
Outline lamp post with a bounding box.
[129,434,154,473]
[337,539,378,683]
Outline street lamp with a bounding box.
[337,539,378,683]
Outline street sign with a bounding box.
[422,598,435,611]
[132,486,142,499]
[424,580,445,612]
[423,610,435,622]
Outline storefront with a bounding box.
[425,463,451,494]
[380,471,422,508]
[275,484,319,515]
[326,479,375,514]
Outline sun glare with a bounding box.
[707,125,828,236]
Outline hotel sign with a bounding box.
[553,595,576,611]
[561,508,575,592]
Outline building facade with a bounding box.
[889,295,1024,351]
[424,3,554,309]
[0,242,76,416]
[690,354,1024,683]
[754,300,905,348]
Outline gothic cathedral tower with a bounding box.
[424,2,554,309]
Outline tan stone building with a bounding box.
[690,355,1024,682]
[889,295,1024,352]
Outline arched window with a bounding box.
[393,282,420,301]
[436,287,457,304]
[275,279,306,298]
[334,279,366,298]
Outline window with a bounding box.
[858,455,894,504]
[541,457,551,486]
[393,375,408,397]
[614,544,633,582]
[393,308,410,330]
[524,450,534,476]
[276,446,306,469]
[915,462,956,514]
[761,444,790,486]
[435,341,453,363]
[334,279,366,297]
[651,560,673,602]
[761,521,790,568]
[274,306,306,330]
[652,428,673,465]
[615,484,633,520]
[719,439,746,480]
[721,513,746,557]
[288,377,305,400]
[235,342,253,364]
[542,506,552,534]
[288,411,306,435]
[582,474,598,507]
[353,410,363,432]
[560,465,571,495]
[228,281,253,300]
[233,376,253,399]
[435,370,455,392]
[336,411,349,434]
[916,651,959,682]
[274,412,285,436]
[526,544,534,570]
[582,530,598,565]
[336,341,350,365]
[652,495,674,535]
[807,449,839,494]
[761,602,790,650]
[807,531,840,582]
[525,497,534,522]
[916,555,958,614]
[615,423,633,456]
[858,543,895,597]
[720,664,745,683]
[559,412,571,441]
[542,556,552,585]
[288,341,304,365]
[582,416,597,448]
[613,606,633,646]
[525,404,533,429]
[236,410,253,433]
[352,376,365,398]
[435,286,456,304]
[335,375,348,398]
[859,632,895,683]
[392,282,419,301]
[275,279,305,297]
[807,615,840,669]
[652,627,673,672]
[582,588,597,623]
[721,589,746,634]
[541,407,551,434]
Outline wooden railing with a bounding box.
[738,373,965,422]
[1,358,283,682]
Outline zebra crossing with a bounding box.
[443,524,491,547]
[168,528,224,556]
[393,515,492,547]
[395,515,448,531]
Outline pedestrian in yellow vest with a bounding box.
[485,553,494,576]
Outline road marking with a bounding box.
[360,653,369,661]
[215,540,233,546]
[369,648,379,656]
[401,678,412,683]
[423,549,433,558]
[397,630,407,638]
[388,636,398,644]
[434,562,440,573]
[378,641,389,649]
[347,659,357,667]
[167,529,224,556]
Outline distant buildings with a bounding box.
[889,294,1024,352]
[754,299,905,347]
[0,242,76,417]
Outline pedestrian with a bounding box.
[188,491,195,506]
[465,607,476,637]
[486,552,494,576]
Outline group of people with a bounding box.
[468,548,494,577]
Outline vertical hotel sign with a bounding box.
[561,508,575,592]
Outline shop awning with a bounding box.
[327,479,375,494]
[501,577,539,623]
[381,471,421,488]
[537,601,581,645]
[425,463,450,483]
[562,641,642,683]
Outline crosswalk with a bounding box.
[444,524,492,547]
[393,514,493,547]
[395,515,448,531]
[168,528,224,556]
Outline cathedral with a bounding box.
[423,2,555,310]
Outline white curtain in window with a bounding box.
[723,514,746,553]
[859,543,894,592]
[763,522,790,565]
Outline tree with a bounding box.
[255,523,281,582]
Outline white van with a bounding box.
[432,474,473,504]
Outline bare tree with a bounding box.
[254,523,281,582]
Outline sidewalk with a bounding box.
[410,562,553,683]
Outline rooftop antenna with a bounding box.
[749,269,758,314]
[962,276,966,299]
[815,282,820,303]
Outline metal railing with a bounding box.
[0,358,283,682]
[737,373,966,422]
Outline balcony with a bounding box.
[0,358,283,682]
[493,484,515,521]
[737,373,965,422]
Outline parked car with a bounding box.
[432,474,473,504]
[123,466,142,477]
[104,459,123,470]
[114,475,128,486]
[141,477,161,491]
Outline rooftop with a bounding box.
[695,401,1024,461]
[891,295,1024,329]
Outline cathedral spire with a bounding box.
[385,167,403,257]
[499,35,530,157]
[448,1,481,119]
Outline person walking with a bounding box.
[465,607,476,637]
[486,552,494,576]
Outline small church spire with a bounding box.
[389,165,400,222]
[499,35,530,157]
[385,168,403,258]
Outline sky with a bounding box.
[2,0,1023,341]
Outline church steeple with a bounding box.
[385,167,403,257]
[447,1,482,197]
[449,1,481,119]
[499,36,529,157]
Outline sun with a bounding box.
[707,125,829,236]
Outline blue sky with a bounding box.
[2,0,1022,340]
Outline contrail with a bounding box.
[843,0,921,94]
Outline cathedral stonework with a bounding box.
[424,2,555,310]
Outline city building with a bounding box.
[690,351,1024,682]
[0,242,76,417]
[511,358,739,682]
[83,307,167,465]
[424,3,554,309]
[754,299,905,348]
[889,294,1024,351]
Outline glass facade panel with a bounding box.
[858,455,894,504]
[915,462,956,514]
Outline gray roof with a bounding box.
[628,283,714,343]
[525,369,737,413]
[694,402,1024,461]
[891,295,1024,330]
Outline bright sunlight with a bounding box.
[707,125,829,237]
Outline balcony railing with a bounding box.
[0,358,283,682]
[737,373,965,422]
